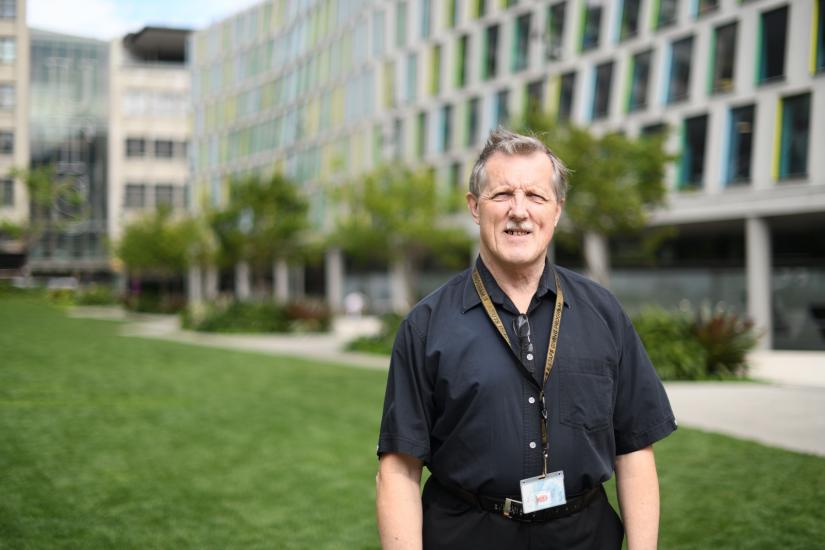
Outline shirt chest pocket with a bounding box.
[556,358,615,432]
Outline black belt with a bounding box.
[434,477,603,523]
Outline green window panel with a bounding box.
[679,114,708,189]
[512,13,531,73]
[725,104,755,185]
[756,6,788,84]
[455,34,469,88]
[483,24,499,80]
[776,93,811,180]
[431,44,442,95]
[545,2,566,61]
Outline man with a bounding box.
[376,129,676,549]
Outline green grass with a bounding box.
[2,297,824,548]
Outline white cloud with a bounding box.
[28,0,132,40]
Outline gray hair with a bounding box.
[468,128,569,201]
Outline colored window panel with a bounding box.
[467,96,480,146]
[628,50,652,112]
[406,53,417,102]
[758,6,788,83]
[667,36,693,103]
[779,93,810,180]
[526,78,545,112]
[447,0,458,28]
[483,24,499,80]
[546,2,566,61]
[697,0,719,16]
[711,22,737,93]
[456,34,469,88]
[680,114,708,189]
[431,44,442,95]
[495,89,510,126]
[817,0,825,72]
[591,61,613,120]
[558,71,576,122]
[581,5,602,51]
[417,111,428,158]
[656,0,678,29]
[396,2,407,48]
[1,178,13,206]
[726,104,755,184]
[620,0,642,40]
[440,104,453,152]
[512,13,531,72]
[421,0,432,39]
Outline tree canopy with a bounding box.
[117,207,198,277]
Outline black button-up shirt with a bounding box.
[377,257,676,498]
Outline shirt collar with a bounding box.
[461,255,571,313]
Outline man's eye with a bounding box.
[528,193,548,202]
[492,192,511,200]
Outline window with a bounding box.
[154,140,175,158]
[0,37,14,63]
[546,2,566,61]
[447,0,458,28]
[396,2,407,49]
[476,0,488,18]
[817,0,825,72]
[726,105,754,184]
[495,89,510,126]
[456,34,469,88]
[778,93,811,180]
[483,24,499,80]
[467,96,480,146]
[711,22,737,93]
[393,117,404,159]
[620,0,641,40]
[667,36,693,104]
[448,161,463,211]
[679,114,708,189]
[627,50,652,112]
[697,0,718,16]
[440,104,453,152]
[126,138,146,157]
[758,6,788,83]
[155,185,176,208]
[0,83,13,109]
[641,122,666,137]
[0,130,12,154]
[558,71,576,122]
[526,79,545,112]
[417,111,428,158]
[656,0,678,29]
[421,0,432,39]
[581,5,602,51]
[591,61,613,120]
[406,52,417,102]
[124,184,147,208]
[0,0,15,19]
[1,178,12,206]
[372,10,385,57]
[431,44,442,95]
[512,13,531,73]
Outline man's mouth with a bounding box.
[505,228,532,236]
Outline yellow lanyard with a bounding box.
[471,266,564,476]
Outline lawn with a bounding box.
[1,296,824,549]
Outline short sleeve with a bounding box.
[613,310,677,455]
[376,317,435,463]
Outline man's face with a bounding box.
[467,151,563,273]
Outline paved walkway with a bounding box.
[70,307,825,457]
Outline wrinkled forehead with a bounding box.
[483,151,556,192]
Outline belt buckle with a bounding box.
[502,498,519,518]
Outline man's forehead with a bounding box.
[485,151,555,186]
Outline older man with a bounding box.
[376,129,676,549]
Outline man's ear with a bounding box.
[466,193,480,225]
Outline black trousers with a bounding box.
[422,477,624,550]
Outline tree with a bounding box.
[516,112,673,287]
[209,172,309,300]
[7,165,87,272]
[116,206,198,279]
[330,164,471,312]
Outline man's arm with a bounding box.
[615,446,660,550]
[376,452,424,550]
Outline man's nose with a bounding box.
[508,192,528,219]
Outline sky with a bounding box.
[28,0,262,40]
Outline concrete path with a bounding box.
[69,306,825,457]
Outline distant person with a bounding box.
[344,291,366,316]
[376,129,676,549]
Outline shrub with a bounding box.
[124,292,186,314]
[182,299,332,334]
[75,285,118,306]
[633,307,707,380]
[346,313,403,355]
[285,300,332,332]
[633,306,758,381]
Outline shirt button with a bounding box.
[526,353,534,361]
[528,397,536,404]
[529,441,537,449]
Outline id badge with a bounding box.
[519,470,566,514]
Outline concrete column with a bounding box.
[583,231,610,288]
[274,258,289,303]
[390,256,412,313]
[187,265,203,305]
[325,247,344,312]
[235,261,251,301]
[290,263,305,299]
[205,266,219,300]
[746,217,772,349]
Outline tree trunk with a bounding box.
[583,231,611,289]
[235,261,251,301]
[390,256,414,313]
[187,264,203,305]
[205,265,219,300]
[273,258,289,303]
[325,247,344,313]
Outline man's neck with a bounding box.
[480,251,546,313]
